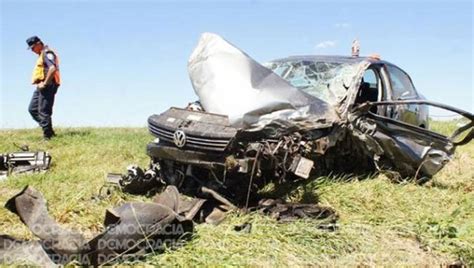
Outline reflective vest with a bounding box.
[31,47,61,85]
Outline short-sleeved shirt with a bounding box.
[43,50,57,68]
[41,47,59,85]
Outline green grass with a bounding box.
[1,127,473,266]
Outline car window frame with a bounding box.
[361,67,381,100]
[378,65,392,101]
[361,63,391,116]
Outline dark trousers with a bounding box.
[28,84,58,138]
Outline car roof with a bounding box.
[268,55,391,65]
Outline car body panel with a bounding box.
[188,33,340,131]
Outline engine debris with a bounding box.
[0,150,51,179]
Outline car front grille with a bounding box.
[148,122,231,152]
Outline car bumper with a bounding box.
[146,142,226,167]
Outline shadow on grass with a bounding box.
[57,130,92,138]
[425,179,464,191]
[257,171,380,204]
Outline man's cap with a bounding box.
[26,36,42,49]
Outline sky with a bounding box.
[0,0,472,128]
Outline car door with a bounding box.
[350,99,473,180]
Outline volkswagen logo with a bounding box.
[173,130,186,148]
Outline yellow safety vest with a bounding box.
[31,47,61,85]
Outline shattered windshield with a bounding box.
[265,59,363,105]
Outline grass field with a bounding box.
[0,126,473,266]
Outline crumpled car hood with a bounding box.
[188,33,339,130]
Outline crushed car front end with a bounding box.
[146,107,339,203]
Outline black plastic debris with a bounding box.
[234,222,252,233]
[1,186,195,266]
[257,198,338,223]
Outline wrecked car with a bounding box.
[126,33,473,205]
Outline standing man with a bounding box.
[26,36,61,140]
